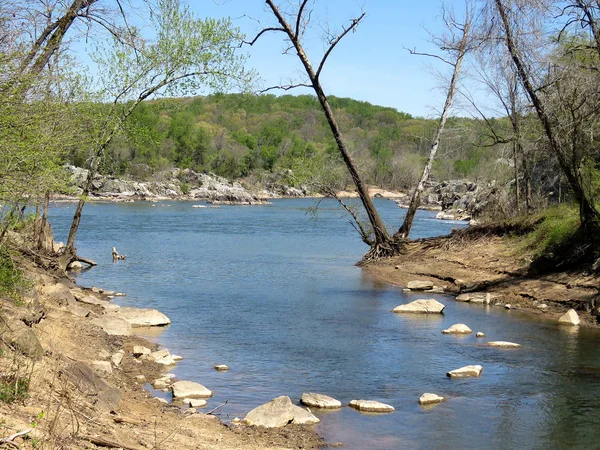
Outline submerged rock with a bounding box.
[349,399,395,413]
[487,341,521,348]
[441,324,472,334]
[171,380,213,399]
[393,299,445,314]
[301,393,342,409]
[558,309,580,326]
[407,281,434,290]
[447,365,483,378]
[243,396,319,427]
[418,393,445,405]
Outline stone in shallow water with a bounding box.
[349,399,395,413]
[487,341,521,348]
[110,307,170,327]
[301,393,342,409]
[447,365,483,378]
[171,380,213,398]
[184,398,207,408]
[476,332,485,338]
[393,299,445,314]
[441,324,472,334]
[418,393,445,405]
[407,280,434,290]
[214,364,229,371]
[243,396,319,427]
[558,309,580,326]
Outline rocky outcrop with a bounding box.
[300,393,342,409]
[65,165,272,204]
[394,179,501,220]
[392,299,445,314]
[243,396,320,427]
[349,399,395,413]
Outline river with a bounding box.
[49,198,600,450]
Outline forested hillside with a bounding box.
[80,94,506,191]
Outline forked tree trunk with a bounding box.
[396,21,470,239]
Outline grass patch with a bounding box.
[515,204,580,258]
[0,375,29,403]
[0,245,30,303]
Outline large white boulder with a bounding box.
[393,299,445,314]
[243,396,319,427]
[407,281,434,290]
[111,307,170,327]
[171,380,213,399]
[349,399,395,413]
[300,393,342,409]
[447,365,483,378]
[442,324,472,334]
[558,309,580,326]
[418,393,445,405]
[487,341,521,348]
[90,317,132,336]
[146,349,175,365]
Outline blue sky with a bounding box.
[184,0,465,118]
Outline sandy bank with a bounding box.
[363,232,600,327]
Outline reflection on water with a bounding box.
[49,199,600,449]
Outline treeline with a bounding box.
[84,93,505,191]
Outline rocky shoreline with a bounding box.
[364,230,600,328]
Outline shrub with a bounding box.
[0,246,29,302]
[0,374,29,403]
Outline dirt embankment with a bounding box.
[0,265,324,449]
[363,232,600,327]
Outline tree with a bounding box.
[396,3,475,238]
[494,0,600,234]
[63,0,252,264]
[246,1,398,258]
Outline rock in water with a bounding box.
[243,396,319,427]
[558,309,580,326]
[487,341,521,348]
[184,398,207,408]
[349,399,395,413]
[441,324,472,334]
[214,364,229,371]
[418,393,445,405]
[111,307,170,327]
[171,380,213,398]
[407,280,434,290]
[301,393,342,409]
[447,365,483,378]
[393,299,445,314]
[476,332,485,338]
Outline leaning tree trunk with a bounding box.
[496,0,600,231]
[396,21,470,239]
[265,1,392,252]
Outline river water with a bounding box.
[49,198,600,450]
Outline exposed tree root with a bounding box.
[359,238,408,264]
